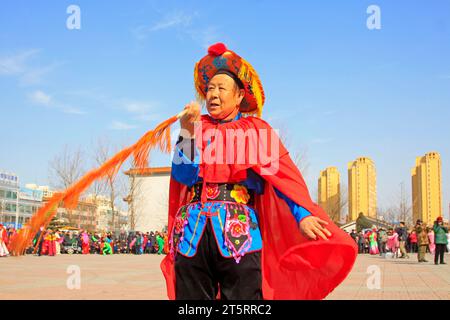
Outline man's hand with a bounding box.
[299,216,332,240]
[179,101,201,137]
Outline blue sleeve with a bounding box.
[274,188,312,223]
[171,138,200,187]
[242,169,265,194]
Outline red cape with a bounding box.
[161,115,357,300]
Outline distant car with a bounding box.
[62,242,82,254]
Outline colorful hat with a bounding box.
[194,43,265,117]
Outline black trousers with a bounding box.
[435,244,446,264]
[175,219,262,300]
[379,241,387,254]
[358,243,365,253]
[37,240,43,256]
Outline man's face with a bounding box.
[206,73,245,120]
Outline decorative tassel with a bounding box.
[9,113,180,256]
[194,63,207,106]
[238,58,265,117]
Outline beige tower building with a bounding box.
[318,167,341,223]
[411,152,442,225]
[348,157,377,221]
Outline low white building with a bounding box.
[0,172,43,228]
[124,167,171,233]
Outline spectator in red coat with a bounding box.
[409,230,418,253]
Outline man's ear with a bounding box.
[237,88,245,104]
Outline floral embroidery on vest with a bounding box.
[230,185,250,204]
[224,204,253,263]
[169,205,189,257]
[205,183,220,199]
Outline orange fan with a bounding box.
[9,110,188,256]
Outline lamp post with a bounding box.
[0,199,4,224]
[15,181,20,230]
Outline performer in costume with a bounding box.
[40,230,49,255]
[129,234,136,253]
[55,230,63,255]
[163,233,169,254]
[0,224,9,257]
[81,230,90,255]
[107,232,114,254]
[427,228,435,255]
[6,228,16,252]
[135,232,143,255]
[33,226,45,256]
[143,232,149,254]
[102,234,113,255]
[369,227,379,255]
[45,229,57,256]
[156,232,165,255]
[386,228,399,257]
[160,43,357,300]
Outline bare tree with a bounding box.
[115,170,130,230]
[125,173,144,231]
[278,126,310,177]
[291,147,310,178]
[93,138,127,232]
[378,206,397,224]
[328,184,348,224]
[395,182,413,227]
[49,145,84,190]
[88,179,107,204]
[126,175,137,231]
[380,182,413,227]
[48,145,85,226]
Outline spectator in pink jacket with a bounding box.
[386,228,400,257]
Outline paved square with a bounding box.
[0,253,448,300]
[326,253,450,300]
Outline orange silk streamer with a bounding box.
[9,115,179,256]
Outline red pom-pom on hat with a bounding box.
[208,43,227,56]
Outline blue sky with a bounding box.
[1,0,449,219]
